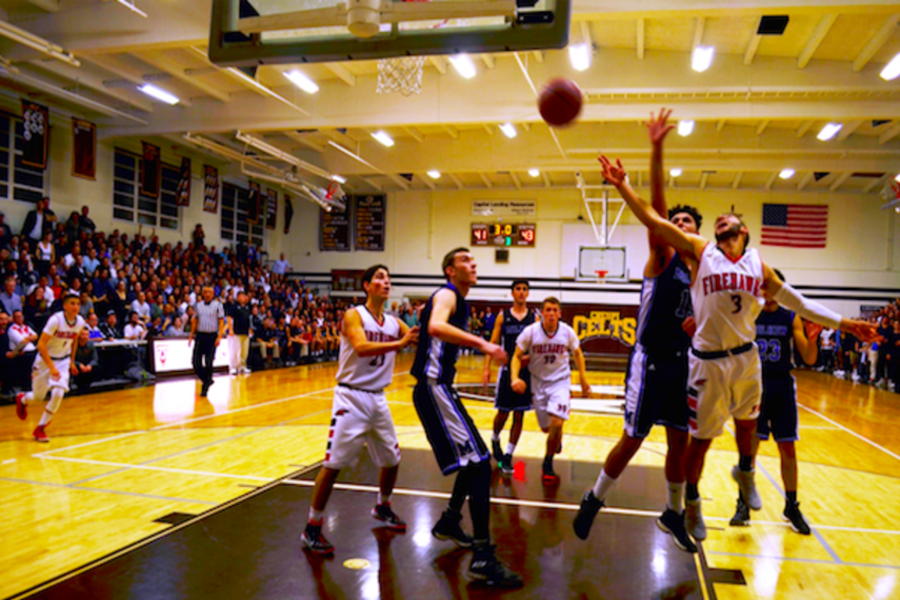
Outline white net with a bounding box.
[376,55,427,96]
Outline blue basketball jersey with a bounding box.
[756,307,795,376]
[636,253,693,354]
[500,307,537,356]
[412,283,468,384]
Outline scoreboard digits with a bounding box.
[471,223,536,247]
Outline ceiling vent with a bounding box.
[757,15,789,35]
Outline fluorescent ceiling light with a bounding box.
[895,173,900,183]
[568,43,591,72]
[678,120,695,137]
[779,168,795,179]
[499,123,517,139]
[449,54,477,79]
[691,46,715,72]
[880,52,900,81]
[669,168,683,177]
[138,84,179,105]
[283,70,319,94]
[817,123,843,141]
[371,131,395,147]
[427,170,441,179]
[528,168,540,178]
[330,174,347,184]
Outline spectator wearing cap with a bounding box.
[99,310,120,341]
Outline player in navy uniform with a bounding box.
[730,270,821,534]
[412,247,522,588]
[574,109,702,552]
[482,279,537,476]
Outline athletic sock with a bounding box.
[24,391,34,403]
[308,507,324,524]
[686,483,700,501]
[543,454,554,471]
[786,490,798,504]
[505,442,516,456]
[38,388,64,427]
[491,432,501,442]
[377,492,391,505]
[592,469,617,501]
[667,481,685,512]
[739,454,753,471]
[468,461,492,542]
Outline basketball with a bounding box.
[538,78,583,127]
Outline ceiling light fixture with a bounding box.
[283,70,319,94]
[499,123,517,138]
[138,84,179,105]
[427,170,441,179]
[449,54,477,79]
[669,168,683,177]
[678,120,695,137]
[691,46,715,72]
[528,168,540,178]
[779,168,795,179]
[371,131,395,147]
[880,52,900,81]
[330,174,347,184]
[568,43,591,72]
[817,123,843,141]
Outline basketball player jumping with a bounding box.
[16,292,86,442]
[412,247,522,588]
[598,143,877,542]
[574,109,702,552]
[302,265,419,556]
[483,279,538,476]
[730,269,822,534]
[510,296,590,484]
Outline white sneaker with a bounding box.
[851,373,860,382]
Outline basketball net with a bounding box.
[375,0,452,96]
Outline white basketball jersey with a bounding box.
[516,322,579,384]
[335,306,401,391]
[691,243,765,352]
[42,312,86,358]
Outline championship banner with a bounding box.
[140,141,161,198]
[176,157,191,206]
[265,188,277,230]
[247,181,261,223]
[71,118,96,180]
[21,100,49,169]
[203,165,219,213]
[283,194,294,234]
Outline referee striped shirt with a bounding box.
[195,300,225,333]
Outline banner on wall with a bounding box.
[247,181,261,223]
[203,165,218,213]
[140,141,161,198]
[176,157,191,206]
[283,194,294,234]
[354,194,386,251]
[266,188,277,230]
[71,118,96,180]
[21,100,49,169]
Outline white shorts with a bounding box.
[687,347,762,439]
[32,355,71,399]
[323,385,401,470]
[532,377,571,430]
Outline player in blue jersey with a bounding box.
[412,247,522,588]
[482,279,538,476]
[729,269,821,534]
[574,109,702,552]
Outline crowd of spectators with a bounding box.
[0,199,354,398]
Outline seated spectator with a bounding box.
[0,310,9,395]
[73,329,99,394]
[99,310,120,341]
[165,316,185,337]
[287,316,309,363]
[1,276,22,315]
[85,312,104,341]
[79,290,93,320]
[124,311,147,341]
[131,291,151,325]
[8,310,37,391]
[256,317,280,367]
[23,286,51,331]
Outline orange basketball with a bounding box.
[538,78,583,127]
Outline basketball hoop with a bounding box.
[594,270,609,279]
[376,55,427,96]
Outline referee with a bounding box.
[190,286,224,397]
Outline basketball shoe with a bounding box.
[731,465,762,510]
[492,438,503,463]
[33,425,49,443]
[657,509,698,553]
[371,503,407,531]
[573,490,604,540]
[499,454,514,477]
[729,497,751,527]
[685,498,707,540]
[16,392,27,420]
[431,509,473,547]
[468,544,523,588]
[783,501,811,535]
[541,457,559,485]
[301,523,334,555]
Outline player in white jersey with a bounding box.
[302,265,419,556]
[16,292,86,443]
[511,296,590,484]
[599,149,877,543]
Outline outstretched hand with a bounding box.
[842,319,880,343]
[645,108,676,146]
[598,155,627,188]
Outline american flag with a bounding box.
[761,204,828,248]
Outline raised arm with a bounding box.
[600,156,706,260]
[429,288,506,365]
[343,308,418,357]
[647,109,676,262]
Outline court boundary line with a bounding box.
[0,475,217,505]
[706,550,900,572]
[1,462,324,600]
[797,403,900,463]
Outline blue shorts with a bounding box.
[494,366,532,412]
[757,373,799,442]
[623,345,689,438]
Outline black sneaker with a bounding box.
[657,509,698,553]
[301,523,334,555]
[468,545,523,588]
[500,454,514,477]
[542,458,559,485]
[783,501,811,535]
[573,490,604,540]
[492,438,503,463]
[371,503,407,531]
[432,510,473,547]
[730,497,751,527]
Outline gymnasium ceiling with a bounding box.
[0,0,899,199]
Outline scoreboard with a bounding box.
[471,223,536,247]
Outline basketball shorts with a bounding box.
[494,365,533,412]
[687,347,762,439]
[623,345,689,439]
[532,376,571,430]
[323,386,401,470]
[757,373,799,442]
[32,355,72,400]
[413,380,489,475]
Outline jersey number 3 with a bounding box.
[730,294,742,314]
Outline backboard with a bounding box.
[209,0,571,67]
[578,247,627,281]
